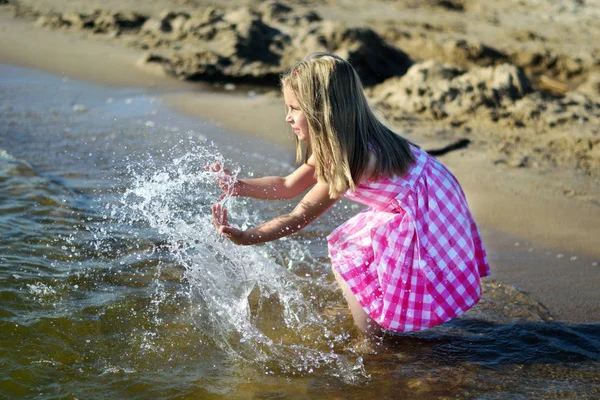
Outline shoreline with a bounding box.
[1,8,598,323]
[0,11,194,91]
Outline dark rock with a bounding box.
[292,22,413,86]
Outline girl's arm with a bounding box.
[210,156,317,200]
[212,180,339,245]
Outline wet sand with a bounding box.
[0,2,598,323]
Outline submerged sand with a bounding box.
[0,0,598,323]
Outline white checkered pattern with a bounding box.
[327,146,490,332]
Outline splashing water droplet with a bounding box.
[113,141,365,383]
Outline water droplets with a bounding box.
[72,104,88,113]
[115,142,365,382]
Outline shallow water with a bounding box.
[1,64,599,399]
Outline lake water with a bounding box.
[1,64,599,399]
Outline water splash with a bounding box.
[117,141,366,383]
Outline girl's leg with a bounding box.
[333,271,385,337]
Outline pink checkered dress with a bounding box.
[327,146,490,332]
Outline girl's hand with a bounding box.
[205,162,239,199]
[211,202,247,245]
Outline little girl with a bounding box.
[211,52,490,336]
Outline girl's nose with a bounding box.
[285,112,292,123]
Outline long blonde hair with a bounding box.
[281,52,415,198]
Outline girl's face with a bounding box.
[283,86,310,144]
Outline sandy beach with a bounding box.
[1,0,598,323]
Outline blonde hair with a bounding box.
[281,52,415,198]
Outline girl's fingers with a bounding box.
[212,203,232,236]
[220,225,240,237]
[212,208,243,245]
[204,162,232,175]
[222,208,228,226]
[219,227,233,238]
[204,162,238,197]
[204,163,217,172]
[204,162,231,175]
[211,204,220,227]
[214,204,223,223]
